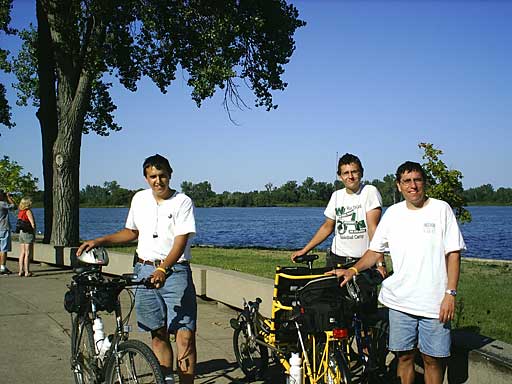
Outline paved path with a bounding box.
[0,262,282,383]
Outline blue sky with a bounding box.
[1,0,511,193]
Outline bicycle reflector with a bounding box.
[333,328,349,339]
[78,247,109,266]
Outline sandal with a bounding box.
[25,272,33,277]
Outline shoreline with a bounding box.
[24,235,512,264]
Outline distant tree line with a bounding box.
[59,178,510,208]
[463,184,512,205]
[79,181,138,207]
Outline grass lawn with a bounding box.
[108,244,512,344]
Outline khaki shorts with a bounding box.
[19,231,35,244]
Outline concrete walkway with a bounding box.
[0,262,280,384]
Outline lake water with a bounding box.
[16,205,512,261]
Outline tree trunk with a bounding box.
[51,111,82,246]
[36,0,57,243]
[50,69,93,246]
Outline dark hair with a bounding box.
[143,154,173,177]
[337,153,364,177]
[395,161,427,183]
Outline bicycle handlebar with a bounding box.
[72,268,156,289]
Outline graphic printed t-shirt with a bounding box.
[324,184,382,258]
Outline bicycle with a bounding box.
[64,248,165,384]
[231,254,355,384]
[340,262,394,383]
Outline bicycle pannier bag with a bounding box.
[296,275,348,333]
[64,284,88,313]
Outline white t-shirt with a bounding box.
[125,189,196,262]
[371,198,466,318]
[324,184,382,258]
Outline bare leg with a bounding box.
[422,353,445,384]
[24,243,32,274]
[151,327,174,376]
[0,251,6,267]
[19,245,27,275]
[176,329,196,384]
[397,350,416,384]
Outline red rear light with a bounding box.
[333,328,349,339]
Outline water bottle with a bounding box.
[92,317,111,358]
[287,353,302,384]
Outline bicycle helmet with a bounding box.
[78,247,109,266]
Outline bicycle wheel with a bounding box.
[366,318,397,383]
[233,320,269,379]
[105,339,165,384]
[71,314,98,384]
[315,340,351,384]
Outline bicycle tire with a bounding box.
[104,339,165,384]
[233,320,269,379]
[365,318,397,383]
[314,339,351,384]
[71,314,99,384]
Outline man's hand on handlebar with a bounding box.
[290,249,307,262]
[325,267,357,287]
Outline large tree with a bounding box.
[11,0,305,245]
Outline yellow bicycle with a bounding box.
[231,254,353,383]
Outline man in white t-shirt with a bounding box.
[77,154,197,384]
[291,153,384,273]
[335,161,466,384]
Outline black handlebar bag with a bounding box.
[296,275,350,333]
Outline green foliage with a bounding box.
[11,27,38,108]
[79,180,135,207]
[12,0,306,135]
[0,155,39,197]
[181,180,216,207]
[419,142,471,223]
[0,0,14,130]
[180,177,337,207]
[456,260,512,343]
[464,184,512,205]
[368,173,399,207]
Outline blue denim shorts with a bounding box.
[0,230,12,252]
[388,308,451,358]
[133,262,197,333]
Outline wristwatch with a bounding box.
[376,262,386,268]
[445,289,457,297]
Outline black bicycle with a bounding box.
[65,248,165,384]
